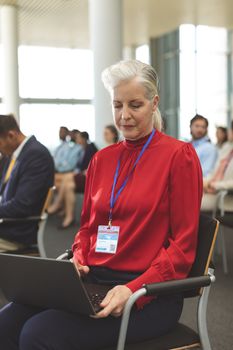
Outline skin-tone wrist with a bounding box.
[72,259,90,277]
[203,179,210,192]
[94,285,132,318]
[206,181,217,194]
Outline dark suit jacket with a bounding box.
[0,156,7,179]
[78,143,98,172]
[0,136,54,245]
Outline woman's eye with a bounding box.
[114,105,122,109]
[131,104,141,109]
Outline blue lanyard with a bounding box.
[108,129,156,226]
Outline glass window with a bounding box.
[136,45,150,64]
[196,26,227,140]
[18,46,94,99]
[0,45,3,97]
[20,104,95,152]
[179,25,227,141]
[0,104,5,114]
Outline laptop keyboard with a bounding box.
[89,292,106,312]
[84,283,111,313]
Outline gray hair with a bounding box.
[102,60,162,131]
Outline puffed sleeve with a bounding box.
[126,143,203,308]
[72,156,96,265]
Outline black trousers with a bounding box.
[0,267,183,350]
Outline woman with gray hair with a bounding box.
[0,60,202,350]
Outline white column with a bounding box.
[0,5,20,121]
[89,0,123,148]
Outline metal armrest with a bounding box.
[0,214,46,224]
[56,249,73,261]
[215,189,233,217]
[213,190,228,217]
[143,275,214,296]
[117,274,216,350]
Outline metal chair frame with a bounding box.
[116,269,216,350]
[0,186,55,256]
[212,189,233,274]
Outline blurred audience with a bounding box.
[0,114,54,252]
[190,114,217,177]
[103,124,119,145]
[53,126,69,171]
[53,127,84,189]
[202,122,233,212]
[48,131,98,228]
[216,126,228,149]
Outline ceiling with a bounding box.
[0,0,233,48]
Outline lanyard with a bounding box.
[108,129,156,226]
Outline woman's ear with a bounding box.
[152,95,159,112]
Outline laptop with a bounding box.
[0,253,111,316]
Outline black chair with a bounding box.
[107,214,219,350]
[58,214,219,350]
[211,189,233,274]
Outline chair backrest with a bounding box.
[184,214,219,297]
[40,186,56,216]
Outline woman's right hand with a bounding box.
[72,259,90,277]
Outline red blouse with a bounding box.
[72,131,203,307]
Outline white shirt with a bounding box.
[0,136,32,203]
[13,135,32,160]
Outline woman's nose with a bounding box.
[121,106,131,120]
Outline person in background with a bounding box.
[214,125,232,162]
[190,114,218,177]
[216,126,228,149]
[0,114,54,252]
[202,121,233,212]
[54,127,84,189]
[103,124,119,145]
[53,126,69,169]
[48,131,98,228]
[70,129,80,143]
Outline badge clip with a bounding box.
[107,219,112,229]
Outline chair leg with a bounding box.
[219,226,228,274]
[198,277,213,350]
[116,289,147,350]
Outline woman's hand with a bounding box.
[72,259,90,277]
[206,181,217,194]
[95,285,132,318]
[203,179,210,192]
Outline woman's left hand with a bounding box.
[94,285,132,318]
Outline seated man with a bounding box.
[0,114,54,252]
[190,114,218,177]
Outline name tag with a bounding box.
[95,225,120,254]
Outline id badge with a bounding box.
[95,225,120,254]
